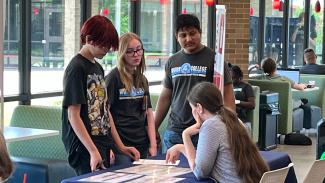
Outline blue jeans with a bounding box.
[113,145,148,166]
[163,129,199,150]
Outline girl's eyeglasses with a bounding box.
[126,48,144,57]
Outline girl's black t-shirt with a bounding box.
[105,67,151,147]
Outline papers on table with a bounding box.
[133,159,180,166]
[78,172,185,183]
[115,164,191,177]
[78,172,143,182]
[78,165,190,183]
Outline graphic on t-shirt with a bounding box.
[87,74,110,135]
[119,87,145,100]
[171,63,207,78]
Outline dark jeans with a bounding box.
[163,129,199,150]
[73,145,111,176]
[113,145,148,166]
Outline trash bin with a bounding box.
[259,91,280,151]
[317,119,325,159]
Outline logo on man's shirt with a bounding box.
[171,63,207,78]
[119,87,145,100]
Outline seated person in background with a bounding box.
[262,58,306,90]
[166,82,269,182]
[229,64,255,123]
[300,48,325,75]
[0,131,13,182]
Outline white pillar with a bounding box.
[0,0,5,130]
[63,0,81,67]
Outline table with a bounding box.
[3,126,59,143]
[292,86,319,92]
[61,151,297,183]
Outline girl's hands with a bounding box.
[166,144,183,164]
[149,146,157,157]
[122,146,140,161]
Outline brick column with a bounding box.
[219,1,250,78]
[63,0,81,67]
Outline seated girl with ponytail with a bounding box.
[166,82,269,183]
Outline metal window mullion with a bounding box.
[130,1,140,35]
[173,0,182,53]
[80,0,91,25]
[282,0,290,68]
[304,0,310,50]
[19,0,31,105]
[207,1,216,51]
[257,0,265,65]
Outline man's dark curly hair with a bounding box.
[231,65,244,79]
[175,14,201,34]
[261,58,276,75]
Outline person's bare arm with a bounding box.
[293,83,307,90]
[146,108,157,156]
[309,37,316,48]
[237,96,255,110]
[154,87,172,131]
[223,83,236,111]
[68,105,103,171]
[291,23,302,42]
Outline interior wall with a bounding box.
[220,0,250,79]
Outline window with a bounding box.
[309,0,323,64]
[31,0,66,93]
[140,1,173,82]
[264,0,284,67]
[288,0,305,67]
[91,0,130,72]
[249,0,259,66]
[4,0,20,96]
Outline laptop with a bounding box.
[277,68,300,84]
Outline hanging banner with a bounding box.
[214,5,226,95]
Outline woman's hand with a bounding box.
[166,144,183,164]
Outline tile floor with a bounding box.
[272,136,316,182]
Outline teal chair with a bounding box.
[7,105,75,183]
[247,85,260,143]
[249,79,293,134]
[297,74,325,117]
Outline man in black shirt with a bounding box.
[230,64,255,123]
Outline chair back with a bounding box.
[303,159,325,183]
[259,163,293,183]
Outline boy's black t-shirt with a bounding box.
[62,54,112,166]
[105,67,151,147]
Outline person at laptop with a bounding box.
[300,48,325,75]
[262,58,306,90]
[229,64,255,132]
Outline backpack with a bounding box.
[284,133,312,145]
